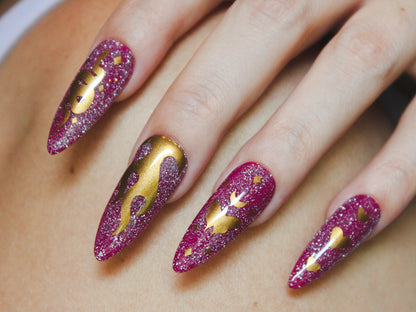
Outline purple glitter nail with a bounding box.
[288,194,380,289]
[47,39,134,154]
[173,162,275,273]
[94,136,187,261]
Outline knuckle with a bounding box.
[377,157,413,195]
[241,0,308,28]
[273,119,314,163]
[331,22,398,79]
[169,77,227,122]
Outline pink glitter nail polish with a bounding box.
[173,162,275,273]
[47,39,134,154]
[288,194,380,289]
[94,136,187,261]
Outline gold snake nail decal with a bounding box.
[112,136,186,236]
[54,49,109,133]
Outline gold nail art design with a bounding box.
[253,176,262,184]
[113,56,122,65]
[184,248,192,257]
[204,200,241,235]
[230,190,247,208]
[54,49,109,133]
[112,136,186,236]
[329,226,351,249]
[306,255,321,272]
[357,206,370,222]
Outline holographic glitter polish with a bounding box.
[173,162,275,273]
[94,135,187,261]
[288,194,380,289]
[47,39,134,154]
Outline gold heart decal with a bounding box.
[306,256,321,272]
[357,206,370,222]
[329,226,351,249]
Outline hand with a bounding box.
[46,0,416,288]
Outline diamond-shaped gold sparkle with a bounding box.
[184,248,192,257]
[98,85,104,91]
[71,117,78,124]
[113,56,122,65]
[253,176,262,184]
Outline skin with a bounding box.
[0,1,415,311]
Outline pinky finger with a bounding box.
[289,94,416,288]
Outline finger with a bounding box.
[47,0,223,154]
[173,0,416,272]
[97,0,359,261]
[135,0,360,194]
[289,94,416,288]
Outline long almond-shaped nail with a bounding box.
[47,39,134,154]
[173,162,275,273]
[94,135,187,261]
[288,194,380,289]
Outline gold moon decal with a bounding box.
[230,190,247,208]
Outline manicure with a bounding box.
[94,135,187,261]
[288,194,380,289]
[173,162,275,273]
[47,39,134,154]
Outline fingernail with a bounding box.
[94,135,187,261]
[288,194,380,289]
[173,162,275,273]
[47,39,134,154]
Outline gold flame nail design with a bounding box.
[112,136,186,236]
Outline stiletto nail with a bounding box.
[288,194,380,289]
[173,162,275,273]
[47,39,134,154]
[94,135,187,261]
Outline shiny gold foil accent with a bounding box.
[204,200,241,235]
[113,56,122,65]
[306,255,321,272]
[230,190,247,208]
[98,85,104,91]
[357,207,370,222]
[71,117,78,124]
[112,136,186,236]
[54,49,109,133]
[205,248,212,255]
[184,248,192,256]
[329,226,351,249]
[253,176,262,184]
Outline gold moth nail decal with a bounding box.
[173,162,276,273]
[204,200,241,236]
[94,135,187,261]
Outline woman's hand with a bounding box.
[46,0,416,288]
